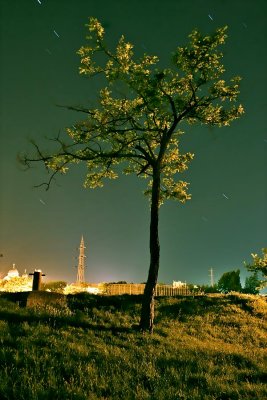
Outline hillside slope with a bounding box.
[0,293,266,399]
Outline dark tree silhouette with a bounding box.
[217,270,242,293]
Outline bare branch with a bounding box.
[33,166,64,191]
[56,104,96,115]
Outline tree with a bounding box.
[243,272,261,294]
[41,281,67,293]
[244,248,267,288]
[21,18,244,332]
[217,270,242,293]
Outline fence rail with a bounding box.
[104,284,197,296]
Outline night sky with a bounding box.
[1,0,266,285]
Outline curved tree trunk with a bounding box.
[139,169,160,333]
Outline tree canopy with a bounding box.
[22,18,243,202]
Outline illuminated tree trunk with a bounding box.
[139,169,160,333]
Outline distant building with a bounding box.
[172,280,187,288]
[0,265,32,292]
[3,264,20,280]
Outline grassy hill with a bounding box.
[0,292,266,400]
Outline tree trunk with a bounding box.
[139,170,160,333]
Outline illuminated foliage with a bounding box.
[24,19,243,200]
[245,248,267,287]
[22,18,244,331]
[0,276,32,292]
[250,249,267,276]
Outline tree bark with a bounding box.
[139,169,160,333]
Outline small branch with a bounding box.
[137,163,150,176]
[160,86,177,120]
[34,167,61,191]
[56,104,96,116]
[135,144,154,165]
[143,137,156,161]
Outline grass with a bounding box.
[0,292,266,399]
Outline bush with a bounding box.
[41,281,67,293]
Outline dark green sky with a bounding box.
[0,0,266,284]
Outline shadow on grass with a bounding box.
[0,292,144,336]
[0,291,143,312]
[0,309,137,335]
[67,293,143,313]
[155,295,229,322]
[1,292,264,331]
[156,349,265,385]
[0,291,30,307]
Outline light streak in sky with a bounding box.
[45,48,52,55]
[222,193,229,200]
[242,22,248,28]
[37,0,42,4]
[201,216,208,222]
[208,14,214,21]
[39,199,46,205]
[53,30,60,38]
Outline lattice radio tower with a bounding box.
[77,236,86,283]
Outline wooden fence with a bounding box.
[104,283,196,296]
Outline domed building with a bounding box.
[3,264,20,280]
